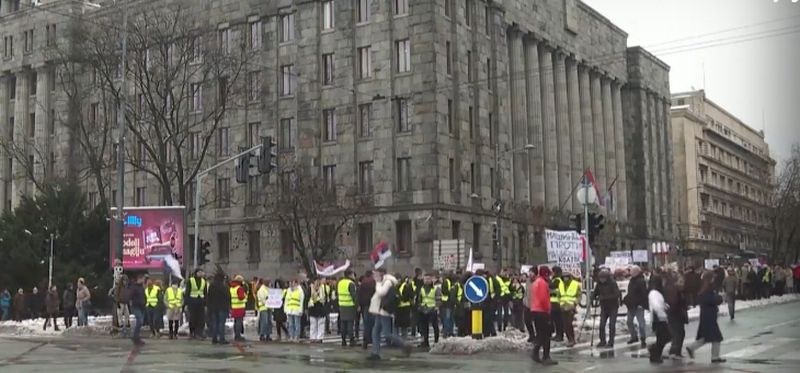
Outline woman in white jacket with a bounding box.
[367,268,411,361]
[648,274,671,364]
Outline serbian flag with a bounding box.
[314,260,351,277]
[584,169,605,207]
[370,240,392,269]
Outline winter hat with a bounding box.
[629,265,642,277]
[233,274,244,282]
[538,265,552,278]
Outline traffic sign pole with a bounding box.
[471,304,483,340]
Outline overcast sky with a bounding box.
[583,0,800,165]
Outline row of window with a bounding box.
[2,24,57,59]
[699,164,767,205]
[700,193,769,227]
[697,139,767,181]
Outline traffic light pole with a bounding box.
[582,175,591,292]
[192,144,263,270]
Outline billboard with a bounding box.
[109,206,186,270]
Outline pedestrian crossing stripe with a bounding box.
[722,337,795,359]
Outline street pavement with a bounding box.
[1,300,798,373]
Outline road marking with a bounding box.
[760,319,800,331]
[5,342,47,364]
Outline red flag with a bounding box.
[584,169,605,207]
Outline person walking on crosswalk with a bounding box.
[686,270,726,364]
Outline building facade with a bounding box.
[1,0,674,276]
[670,90,775,261]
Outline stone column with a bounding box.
[590,71,606,192]
[567,58,582,212]
[647,92,659,233]
[12,71,29,201]
[524,38,544,207]
[612,82,628,222]
[35,68,48,181]
[662,98,673,234]
[553,51,571,209]
[508,31,528,202]
[602,78,616,218]
[579,66,594,177]
[539,45,558,210]
[0,75,7,212]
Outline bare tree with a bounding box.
[67,3,248,207]
[770,144,800,264]
[263,167,373,276]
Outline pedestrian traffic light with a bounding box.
[572,213,583,234]
[258,136,277,174]
[492,223,500,260]
[198,240,211,266]
[235,148,251,184]
[587,213,605,243]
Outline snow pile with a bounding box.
[0,315,113,337]
[430,329,532,355]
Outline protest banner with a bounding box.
[545,229,584,278]
[704,259,720,270]
[632,250,649,263]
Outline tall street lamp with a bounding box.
[494,143,536,271]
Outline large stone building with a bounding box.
[1,0,674,276]
[670,90,775,261]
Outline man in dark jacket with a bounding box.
[28,287,43,320]
[357,271,375,349]
[684,267,701,306]
[62,284,75,328]
[625,265,648,348]
[129,274,146,346]
[207,271,231,344]
[43,285,61,331]
[665,270,689,359]
[592,269,620,348]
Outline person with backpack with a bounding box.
[366,268,411,361]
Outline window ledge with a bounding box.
[279,94,295,100]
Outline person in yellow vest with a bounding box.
[165,281,183,339]
[440,272,455,338]
[337,270,357,347]
[145,279,162,338]
[256,278,273,342]
[496,270,512,332]
[415,274,441,348]
[395,276,415,339]
[185,269,207,339]
[284,279,305,342]
[510,275,525,331]
[229,274,247,342]
[559,271,581,347]
[550,266,565,342]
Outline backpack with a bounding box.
[380,286,400,314]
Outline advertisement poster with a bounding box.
[110,206,186,270]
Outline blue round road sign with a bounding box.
[464,275,489,304]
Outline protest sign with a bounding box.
[704,259,720,270]
[266,288,284,309]
[545,229,584,278]
[632,250,649,263]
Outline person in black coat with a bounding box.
[27,287,43,320]
[684,267,700,306]
[685,270,726,364]
[356,271,376,348]
[592,268,620,348]
[207,272,231,344]
[129,274,146,346]
[665,270,689,359]
[625,266,648,347]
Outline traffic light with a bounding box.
[258,136,277,174]
[235,147,251,184]
[587,213,605,243]
[198,240,211,266]
[572,213,583,234]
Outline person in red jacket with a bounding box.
[529,266,557,366]
[230,275,248,342]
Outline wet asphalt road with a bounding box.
[1,300,799,373]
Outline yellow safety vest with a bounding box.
[256,286,268,311]
[559,280,580,307]
[166,286,182,308]
[421,286,436,308]
[189,278,206,298]
[441,278,451,302]
[488,276,495,299]
[286,288,303,313]
[497,276,510,297]
[512,284,523,300]
[550,278,562,304]
[146,286,160,307]
[337,278,354,307]
[230,285,246,310]
[456,283,463,303]
[762,268,772,283]
[398,282,411,308]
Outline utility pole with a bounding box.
[48,233,54,289]
[114,0,130,273]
